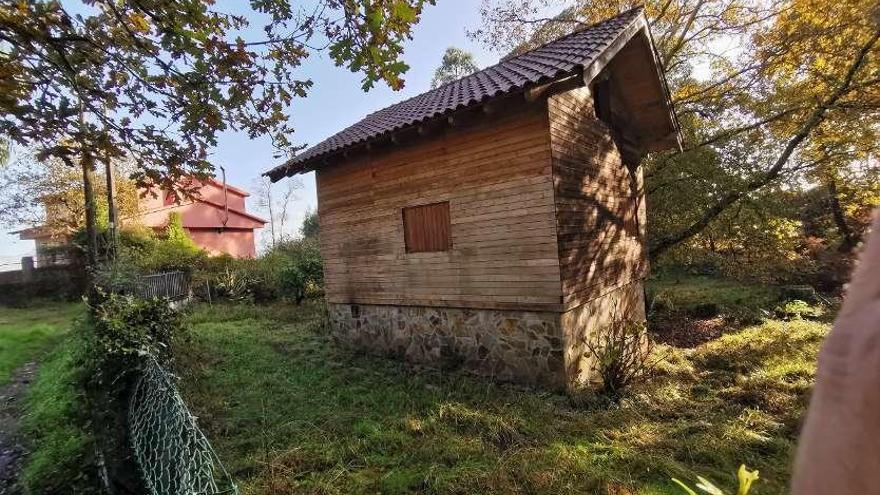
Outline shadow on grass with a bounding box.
[175,301,827,495]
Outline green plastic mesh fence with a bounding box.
[128,357,237,495]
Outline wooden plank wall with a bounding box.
[548,85,648,311]
[316,103,564,312]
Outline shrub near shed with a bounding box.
[192,237,324,304]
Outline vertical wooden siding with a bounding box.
[548,86,648,310]
[316,104,563,311]
[403,202,452,253]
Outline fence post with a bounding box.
[21,256,35,282]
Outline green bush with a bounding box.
[164,212,191,244]
[774,299,824,320]
[85,218,206,285]
[89,295,184,492]
[276,238,323,302]
[191,237,323,304]
[139,213,206,273]
[20,295,185,494]
[105,214,207,275]
[93,230,151,292]
[90,293,184,365]
[72,212,319,305]
[194,256,278,303]
[300,208,320,239]
[191,253,234,294]
[234,256,286,302]
[212,265,260,302]
[139,240,204,273]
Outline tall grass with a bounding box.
[176,298,828,494]
[20,325,100,494]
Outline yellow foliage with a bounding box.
[128,13,150,34]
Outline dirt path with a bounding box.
[0,362,37,495]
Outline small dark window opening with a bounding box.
[403,201,452,253]
[593,79,613,127]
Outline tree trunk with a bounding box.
[828,180,858,253]
[73,102,99,296]
[104,125,118,262]
[81,155,99,271]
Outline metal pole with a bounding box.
[266,177,276,248]
[220,165,229,229]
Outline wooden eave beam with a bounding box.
[582,17,648,86]
[582,13,682,152]
[525,73,583,102]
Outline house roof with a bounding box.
[13,225,50,241]
[139,194,267,227]
[139,199,266,231]
[196,198,267,225]
[266,6,678,181]
[205,178,250,197]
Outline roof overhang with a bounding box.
[580,14,682,152]
[13,226,50,241]
[265,8,681,181]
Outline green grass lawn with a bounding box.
[20,326,100,495]
[0,301,81,384]
[177,284,830,495]
[646,274,784,315]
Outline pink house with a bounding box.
[139,178,267,258]
[19,178,266,264]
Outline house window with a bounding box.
[402,201,452,253]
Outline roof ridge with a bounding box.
[358,7,643,123]
[432,6,643,93]
[197,197,267,224]
[504,7,642,57]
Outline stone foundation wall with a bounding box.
[561,280,646,388]
[328,282,645,390]
[328,303,567,389]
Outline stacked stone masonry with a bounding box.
[329,302,567,388]
[328,280,644,390]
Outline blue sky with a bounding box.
[0,0,506,265]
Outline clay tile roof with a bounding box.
[266,7,645,181]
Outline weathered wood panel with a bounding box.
[548,85,647,311]
[403,202,452,253]
[317,103,564,311]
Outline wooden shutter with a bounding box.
[403,202,451,253]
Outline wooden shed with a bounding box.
[266,8,681,390]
